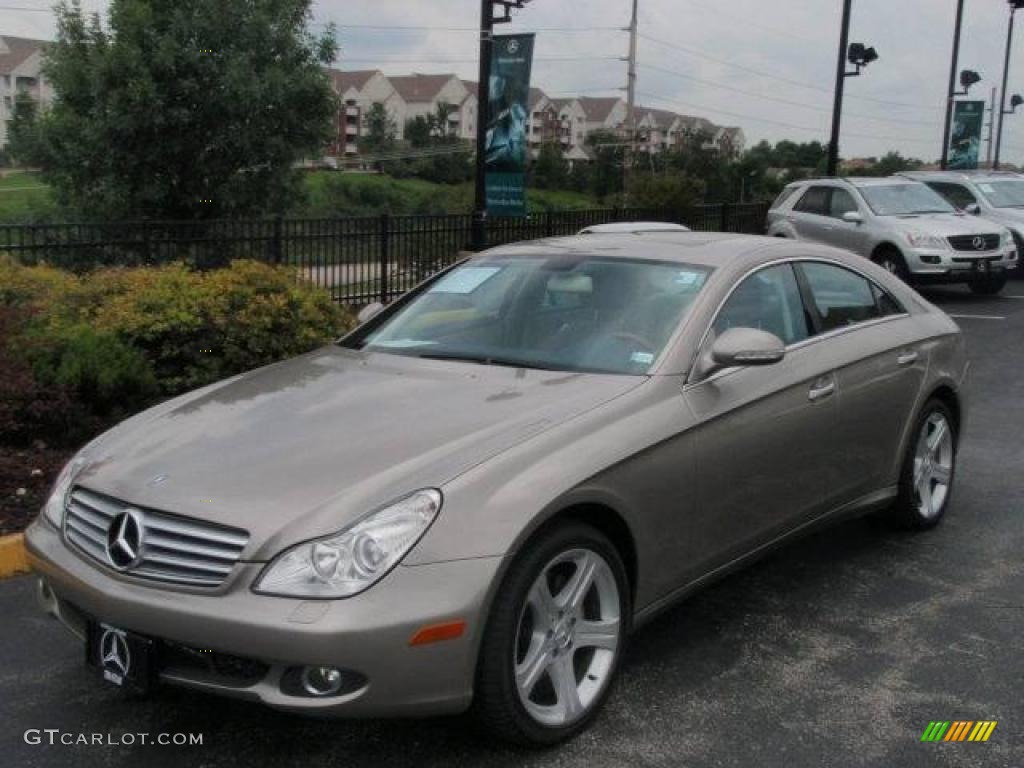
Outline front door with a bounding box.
[681,263,840,576]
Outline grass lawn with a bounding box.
[0,171,56,223]
[0,170,600,223]
[300,172,599,217]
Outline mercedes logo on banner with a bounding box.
[106,509,145,570]
[507,39,520,54]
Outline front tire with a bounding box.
[888,399,957,530]
[472,522,630,746]
[968,273,1007,295]
[874,248,910,282]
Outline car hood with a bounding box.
[886,212,1003,237]
[74,347,644,559]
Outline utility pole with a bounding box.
[828,0,854,176]
[623,0,639,201]
[471,0,494,251]
[985,86,997,167]
[940,0,966,170]
[994,2,1022,169]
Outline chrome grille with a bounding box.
[947,234,1000,252]
[64,487,249,588]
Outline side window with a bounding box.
[872,283,905,317]
[793,186,829,215]
[712,264,811,346]
[829,188,858,218]
[799,262,882,331]
[928,182,977,210]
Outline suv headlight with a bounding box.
[42,451,91,528]
[905,231,948,250]
[253,489,442,598]
[1000,229,1012,247]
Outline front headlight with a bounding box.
[42,451,90,528]
[905,231,948,250]
[253,489,442,598]
[1000,229,1012,247]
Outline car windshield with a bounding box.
[974,179,1024,208]
[859,184,956,216]
[346,255,712,375]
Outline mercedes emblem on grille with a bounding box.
[973,236,986,250]
[106,509,144,570]
[100,628,131,680]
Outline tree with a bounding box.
[531,142,568,190]
[405,115,433,148]
[32,0,337,220]
[359,103,397,156]
[6,91,44,167]
[626,173,704,211]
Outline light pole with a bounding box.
[994,1,1024,169]
[472,0,533,251]
[940,0,967,170]
[828,0,878,176]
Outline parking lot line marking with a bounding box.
[948,314,1006,320]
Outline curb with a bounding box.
[0,533,30,579]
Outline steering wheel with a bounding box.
[612,332,656,352]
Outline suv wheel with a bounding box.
[968,272,1007,295]
[472,522,629,746]
[875,249,909,281]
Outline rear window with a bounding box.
[770,186,801,210]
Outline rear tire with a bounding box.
[968,273,1007,295]
[887,399,957,530]
[874,248,910,282]
[471,522,630,747]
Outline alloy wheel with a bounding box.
[913,412,954,520]
[513,548,621,727]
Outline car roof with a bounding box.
[901,170,1024,182]
[478,232,805,269]
[579,222,691,234]
[786,176,920,189]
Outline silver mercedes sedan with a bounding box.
[26,232,967,746]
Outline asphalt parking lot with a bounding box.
[1,281,1023,768]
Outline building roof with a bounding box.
[325,68,380,95]
[578,97,624,123]
[389,73,458,104]
[461,80,478,99]
[528,87,551,111]
[0,35,47,75]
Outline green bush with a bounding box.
[0,259,354,447]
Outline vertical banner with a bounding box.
[948,101,985,170]
[485,34,535,217]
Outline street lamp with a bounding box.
[994,0,1024,169]
[828,0,879,176]
[472,0,534,250]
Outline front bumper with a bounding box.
[25,518,502,717]
[905,245,1017,277]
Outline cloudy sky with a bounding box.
[5,0,1023,164]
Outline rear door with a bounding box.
[821,187,872,255]
[790,185,833,243]
[796,261,927,502]
[682,263,840,571]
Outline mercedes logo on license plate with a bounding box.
[99,627,131,684]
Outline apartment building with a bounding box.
[0,35,52,149]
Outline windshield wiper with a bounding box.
[415,352,560,371]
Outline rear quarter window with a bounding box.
[770,186,801,210]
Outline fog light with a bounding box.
[921,255,941,265]
[301,666,344,696]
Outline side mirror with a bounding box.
[842,211,864,224]
[964,203,981,215]
[357,302,384,325]
[700,327,786,379]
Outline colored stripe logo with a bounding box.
[921,721,997,742]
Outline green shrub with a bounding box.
[0,259,354,447]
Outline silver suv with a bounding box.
[766,176,1017,295]
[900,170,1024,258]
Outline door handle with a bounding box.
[808,377,836,402]
[897,351,919,366]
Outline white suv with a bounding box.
[766,176,1017,295]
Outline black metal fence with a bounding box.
[0,202,770,305]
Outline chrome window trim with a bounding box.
[684,256,910,388]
